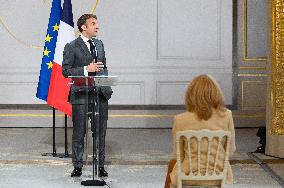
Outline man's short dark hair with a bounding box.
[77,14,97,32]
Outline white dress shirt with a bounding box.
[80,35,95,76]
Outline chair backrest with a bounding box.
[175,129,231,187]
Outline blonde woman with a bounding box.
[164,75,236,188]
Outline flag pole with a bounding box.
[42,107,57,157]
[58,114,73,158]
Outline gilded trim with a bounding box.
[239,66,266,70]
[242,0,267,62]
[0,0,99,50]
[234,114,265,118]
[0,16,43,50]
[0,113,266,119]
[270,0,284,135]
[75,0,100,36]
[0,113,173,118]
[238,74,268,77]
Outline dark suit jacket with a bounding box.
[62,37,113,119]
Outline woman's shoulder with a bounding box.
[223,108,232,117]
[213,108,231,114]
[174,109,232,124]
[174,111,196,121]
[213,108,233,120]
[173,112,197,130]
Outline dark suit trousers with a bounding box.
[72,104,107,168]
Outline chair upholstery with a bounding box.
[171,129,231,188]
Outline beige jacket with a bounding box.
[170,109,236,186]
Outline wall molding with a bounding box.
[113,81,146,104]
[157,0,222,61]
[242,0,267,62]
[156,81,188,104]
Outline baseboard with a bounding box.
[0,104,237,110]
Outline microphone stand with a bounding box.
[81,85,106,186]
[82,46,106,186]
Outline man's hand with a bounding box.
[86,61,104,72]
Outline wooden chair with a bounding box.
[171,129,231,188]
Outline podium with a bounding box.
[68,75,117,186]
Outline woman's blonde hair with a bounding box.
[185,74,225,120]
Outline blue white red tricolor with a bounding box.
[36,0,74,116]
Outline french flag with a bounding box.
[37,0,74,116]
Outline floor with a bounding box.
[0,109,283,188]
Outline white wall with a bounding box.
[0,0,232,105]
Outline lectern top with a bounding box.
[68,75,118,87]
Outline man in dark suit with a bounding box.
[62,14,112,177]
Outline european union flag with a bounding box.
[36,0,62,101]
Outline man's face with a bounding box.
[82,17,99,38]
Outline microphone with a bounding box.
[95,46,106,69]
[94,46,98,63]
[91,38,106,69]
